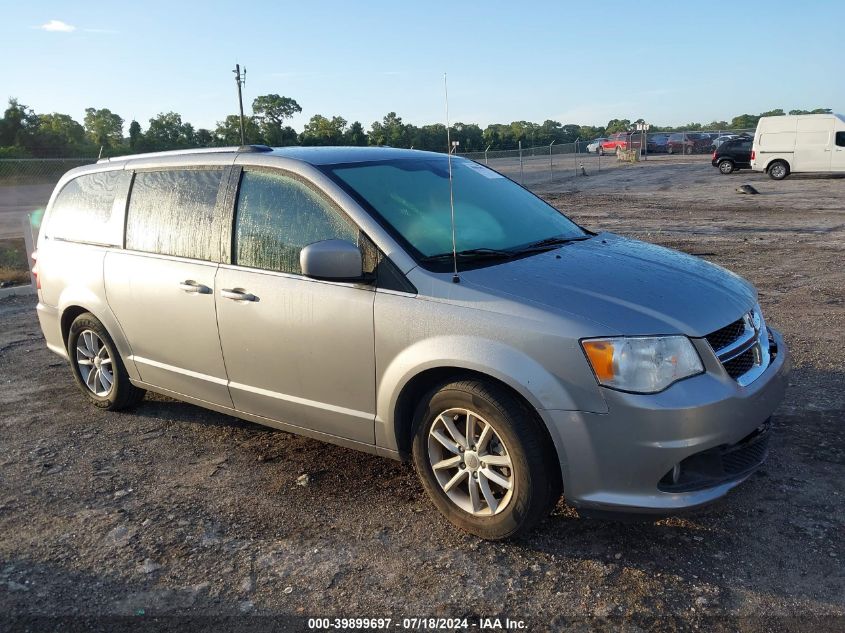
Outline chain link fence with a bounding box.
[458,128,755,187]
[0,131,758,283]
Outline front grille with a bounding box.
[705,317,746,352]
[704,309,772,386]
[723,346,756,379]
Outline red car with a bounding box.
[599,132,643,155]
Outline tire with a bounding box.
[667,146,674,155]
[768,160,789,180]
[411,380,562,540]
[598,146,604,156]
[718,160,735,175]
[684,145,693,155]
[67,313,145,410]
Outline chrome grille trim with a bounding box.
[707,307,772,387]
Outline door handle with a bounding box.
[221,288,257,302]
[179,280,210,294]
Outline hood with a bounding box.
[459,233,756,337]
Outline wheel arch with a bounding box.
[57,296,139,380]
[391,366,566,472]
[765,157,791,173]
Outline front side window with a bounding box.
[125,169,227,261]
[325,157,586,263]
[234,170,357,274]
[836,131,845,147]
[48,170,127,245]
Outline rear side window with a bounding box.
[234,170,357,274]
[48,171,126,245]
[125,169,227,261]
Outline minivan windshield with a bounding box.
[324,157,587,267]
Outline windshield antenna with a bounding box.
[444,73,459,283]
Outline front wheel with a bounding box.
[718,160,735,174]
[768,160,789,180]
[412,380,562,540]
[684,145,693,155]
[67,313,146,410]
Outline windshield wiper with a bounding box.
[420,248,518,263]
[512,235,591,253]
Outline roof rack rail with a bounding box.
[97,144,274,164]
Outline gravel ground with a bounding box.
[0,161,843,632]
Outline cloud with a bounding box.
[40,19,76,32]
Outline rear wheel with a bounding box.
[67,313,145,410]
[411,380,561,540]
[718,159,735,174]
[768,160,789,180]
[684,145,693,155]
[667,145,674,155]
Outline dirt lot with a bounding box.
[0,161,843,631]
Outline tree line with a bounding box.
[0,96,833,159]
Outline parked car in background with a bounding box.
[587,138,608,154]
[33,145,790,539]
[600,132,643,155]
[646,133,670,153]
[751,113,845,180]
[666,133,711,155]
[711,137,753,174]
[711,135,738,151]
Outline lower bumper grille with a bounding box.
[658,420,771,492]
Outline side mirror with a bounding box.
[300,239,364,282]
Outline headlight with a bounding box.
[581,336,704,394]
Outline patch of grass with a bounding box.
[0,238,30,286]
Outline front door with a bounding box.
[215,168,376,443]
[104,167,233,407]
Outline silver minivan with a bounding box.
[34,146,790,539]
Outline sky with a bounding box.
[1,0,843,134]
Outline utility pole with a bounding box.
[233,64,247,146]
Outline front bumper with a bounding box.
[544,327,791,515]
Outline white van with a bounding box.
[751,113,845,179]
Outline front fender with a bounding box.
[374,334,601,453]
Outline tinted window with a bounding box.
[48,171,126,245]
[125,169,227,261]
[837,131,845,147]
[234,170,357,274]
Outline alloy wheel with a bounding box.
[75,330,114,397]
[427,408,514,516]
